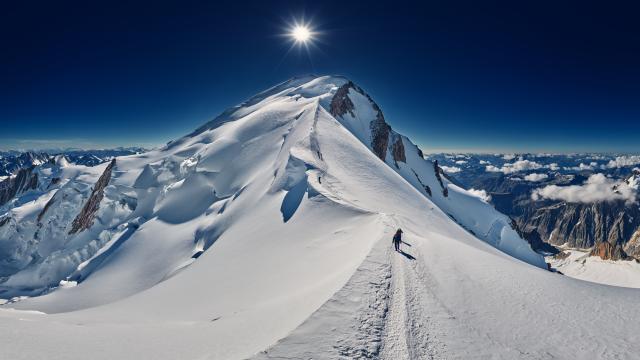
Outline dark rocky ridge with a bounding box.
[329,81,392,162]
[433,160,448,197]
[391,135,406,168]
[69,159,116,234]
[590,242,629,260]
[0,166,39,206]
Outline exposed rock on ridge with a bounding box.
[590,241,629,260]
[69,159,116,234]
[0,166,39,206]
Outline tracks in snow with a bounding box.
[379,234,448,360]
[253,219,450,360]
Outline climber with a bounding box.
[393,228,403,252]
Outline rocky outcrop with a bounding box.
[69,159,116,234]
[511,218,559,255]
[329,82,355,118]
[0,216,9,227]
[391,136,406,168]
[522,201,640,257]
[47,177,61,189]
[329,81,391,162]
[0,166,39,206]
[433,160,448,197]
[369,113,390,162]
[623,228,640,257]
[411,169,432,197]
[37,195,56,223]
[590,242,629,260]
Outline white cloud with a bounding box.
[466,188,491,202]
[479,160,490,165]
[531,173,638,204]
[606,155,640,169]
[440,166,462,173]
[485,159,543,174]
[455,160,467,165]
[524,173,549,182]
[547,163,560,171]
[502,154,516,160]
[563,162,598,171]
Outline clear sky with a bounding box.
[2,1,639,153]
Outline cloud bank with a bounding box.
[606,155,640,169]
[466,188,492,202]
[524,173,549,182]
[531,173,638,204]
[440,166,462,173]
[486,159,543,174]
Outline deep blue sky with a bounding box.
[2,1,639,152]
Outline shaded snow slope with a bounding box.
[1,76,637,359]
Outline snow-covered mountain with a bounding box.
[1,76,639,359]
[0,148,146,178]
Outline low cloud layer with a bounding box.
[486,159,543,174]
[606,155,640,169]
[466,188,491,202]
[531,173,638,204]
[524,173,549,182]
[440,166,462,173]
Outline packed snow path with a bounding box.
[257,216,640,359]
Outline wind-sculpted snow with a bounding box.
[1,75,637,359]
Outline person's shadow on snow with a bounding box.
[398,250,416,260]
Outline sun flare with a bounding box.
[291,25,311,43]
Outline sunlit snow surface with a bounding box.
[548,249,640,288]
[0,76,638,359]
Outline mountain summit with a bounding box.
[1,76,639,359]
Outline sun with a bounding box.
[291,25,311,43]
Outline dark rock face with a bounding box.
[522,201,640,258]
[624,229,640,257]
[0,166,39,206]
[370,116,390,162]
[511,218,559,255]
[37,196,56,223]
[329,81,391,162]
[69,159,116,234]
[590,241,629,260]
[411,169,432,197]
[0,216,9,227]
[391,136,406,168]
[48,177,61,188]
[329,82,356,118]
[433,160,448,197]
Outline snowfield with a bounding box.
[548,249,640,289]
[1,75,639,359]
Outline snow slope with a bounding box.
[548,249,640,288]
[0,75,639,359]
